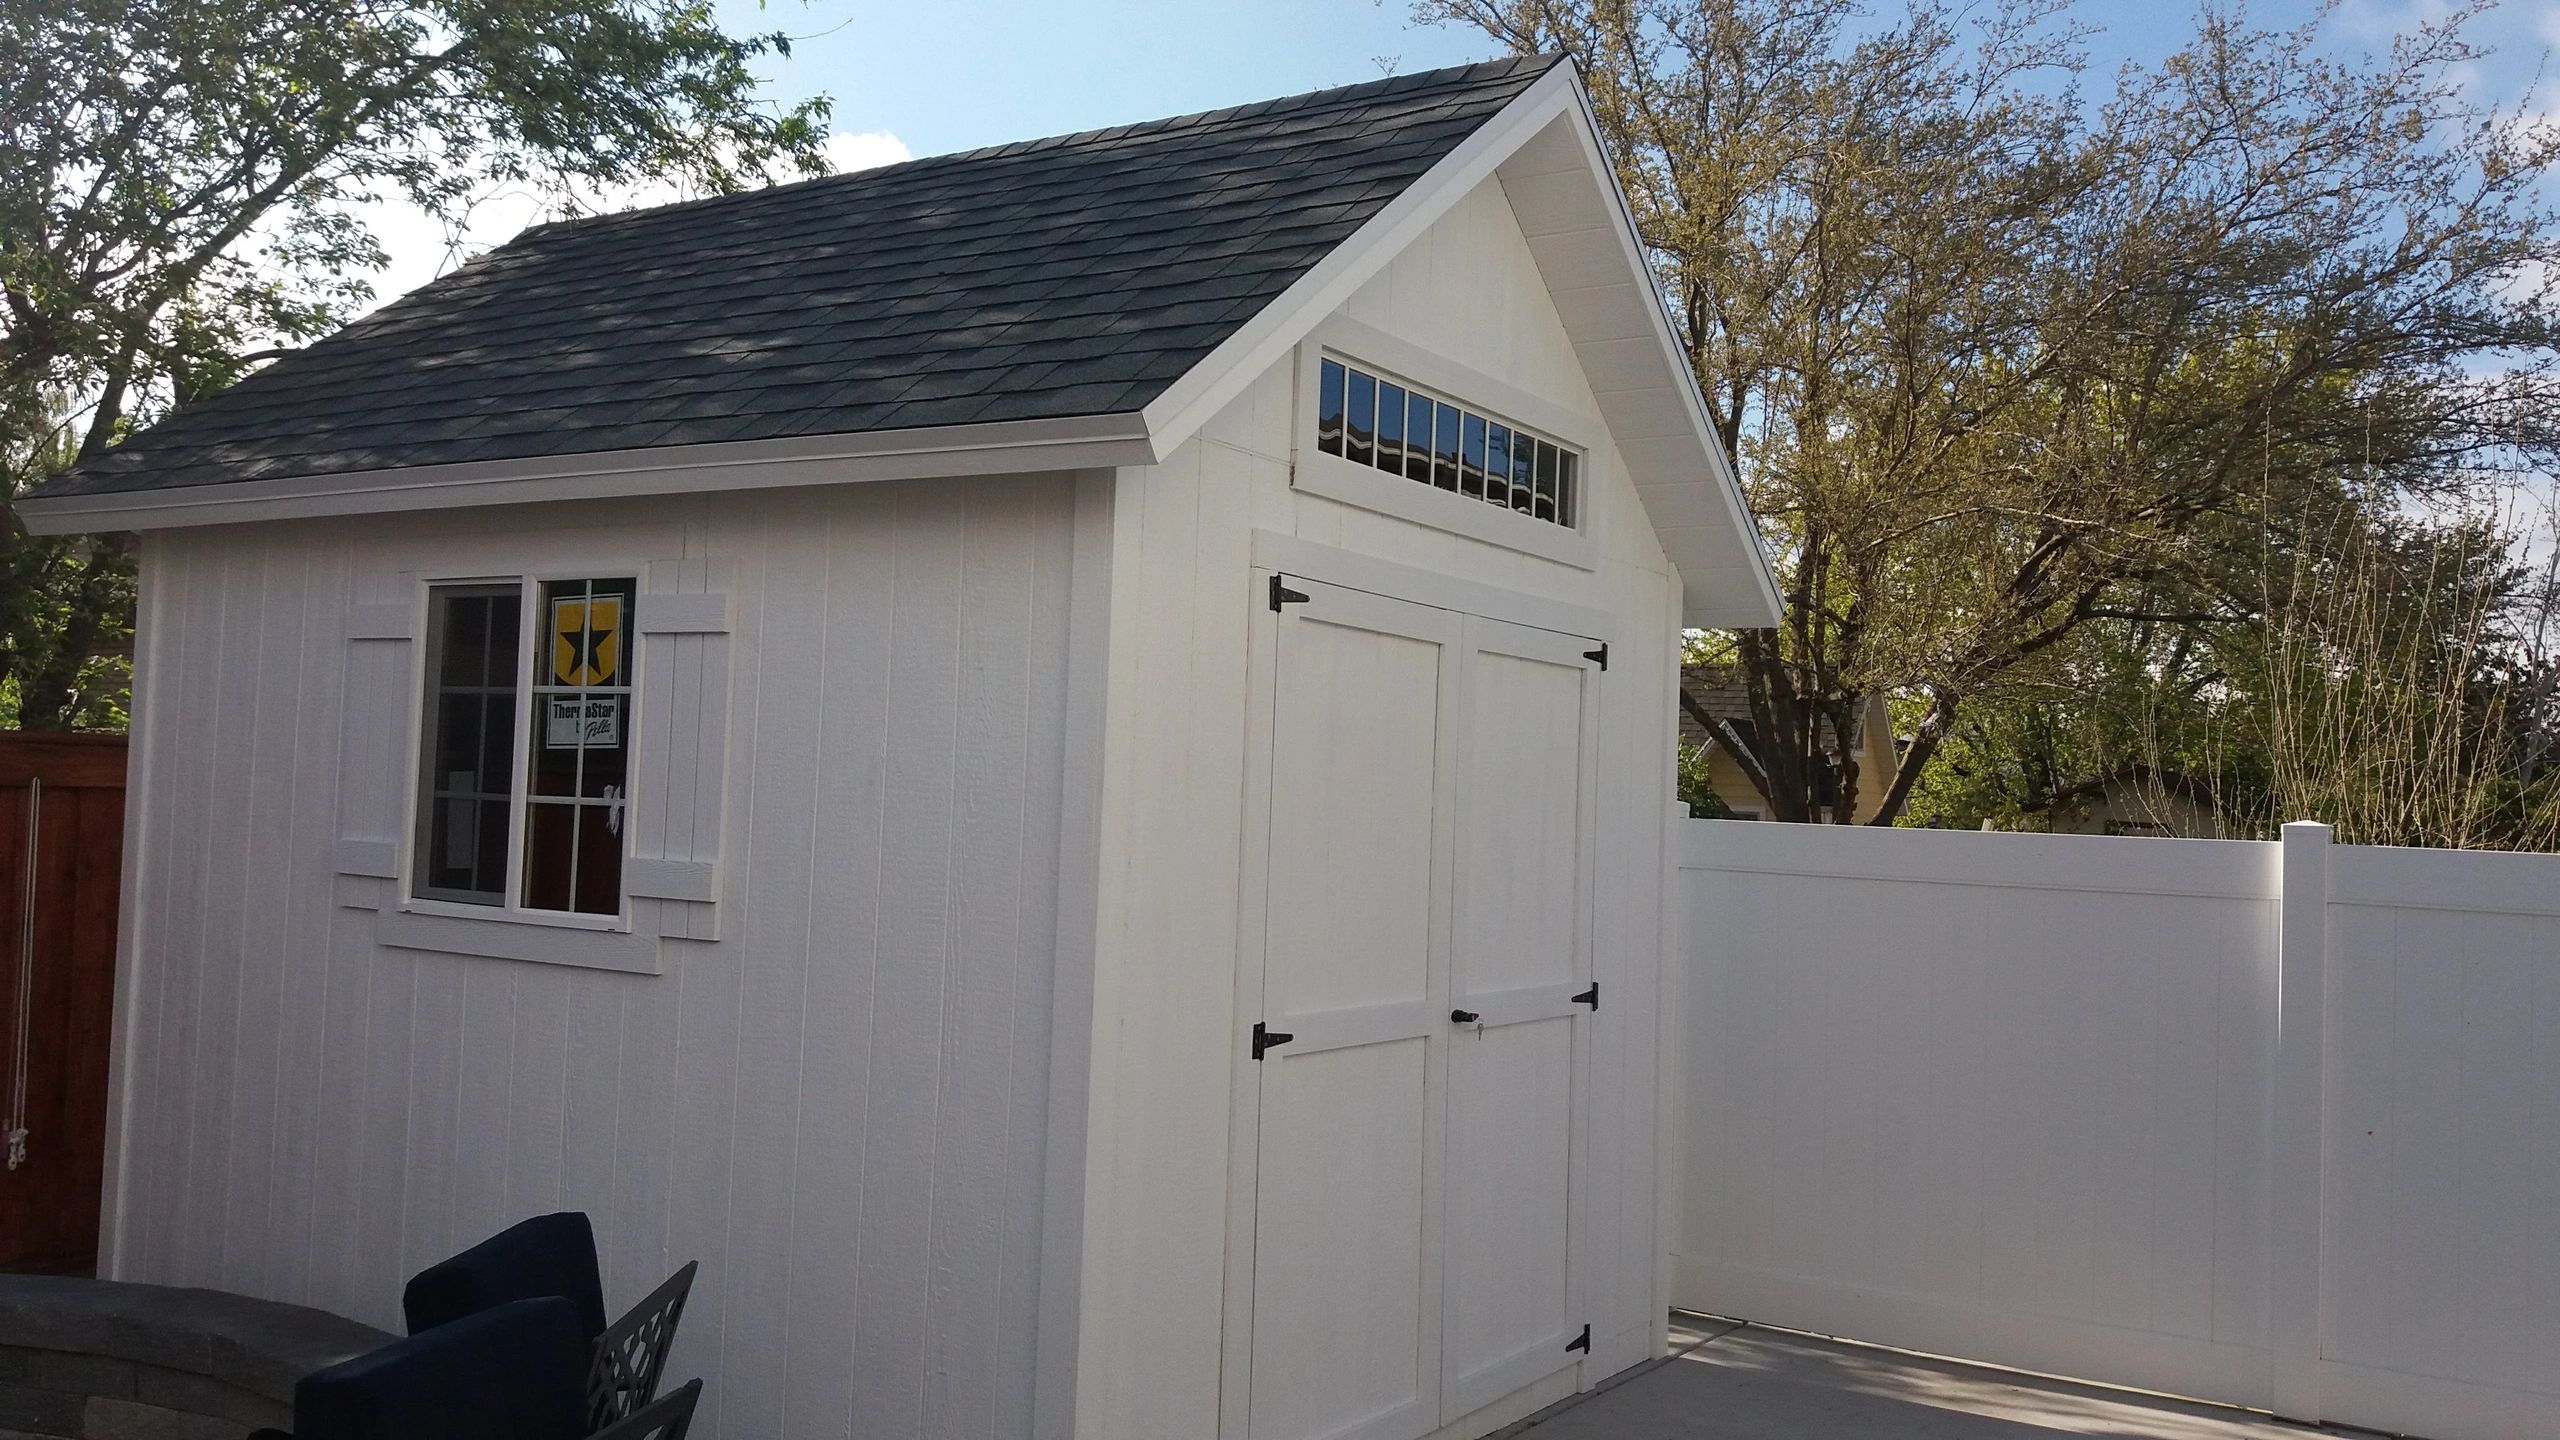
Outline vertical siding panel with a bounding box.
[401,958,466,1283]
[783,486,894,1433]
[452,960,519,1244]
[218,548,303,1289]
[272,543,348,1305]
[181,541,258,1284]
[925,484,1036,1440]
[661,522,764,1439]
[607,956,680,1328]
[120,538,189,1281]
[717,503,828,1440]
[505,962,572,1220]
[349,958,418,1330]
[999,481,1074,1436]
[558,980,625,1231]
[851,485,965,1438]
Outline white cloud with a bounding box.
[822,129,914,173]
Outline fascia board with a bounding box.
[18,411,1159,534]
[1548,75,1784,629]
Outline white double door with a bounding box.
[1230,573,1601,1440]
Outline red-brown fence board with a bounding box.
[0,732,126,1275]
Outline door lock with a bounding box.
[1450,1009,1480,1025]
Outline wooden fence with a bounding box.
[0,732,127,1275]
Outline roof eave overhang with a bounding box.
[16,409,1159,535]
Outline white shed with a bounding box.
[24,55,1779,1440]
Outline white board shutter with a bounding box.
[331,576,417,908]
[625,561,733,938]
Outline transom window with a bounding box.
[414,577,636,916]
[1315,356,1579,527]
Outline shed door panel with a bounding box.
[1248,580,1457,1440]
[1443,618,1596,1416]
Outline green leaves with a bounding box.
[1427,0,2560,834]
[1,0,831,728]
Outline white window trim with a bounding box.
[1291,315,1604,572]
[403,568,644,929]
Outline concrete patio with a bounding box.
[1507,1318,2391,1440]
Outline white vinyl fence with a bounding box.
[1673,819,2560,1440]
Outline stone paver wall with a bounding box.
[0,1278,389,1440]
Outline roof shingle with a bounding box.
[40,55,1559,498]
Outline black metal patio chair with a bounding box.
[402,1211,699,1432]
[248,1295,587,1440]
[591,1379,702,1440]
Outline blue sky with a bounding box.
[361,1,2560,302]
[746,0,2560,159]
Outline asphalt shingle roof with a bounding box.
[39,55,1561,499]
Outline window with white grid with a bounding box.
[1314,356,1580,527]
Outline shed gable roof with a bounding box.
[35,56,1558,500]
[26,53,1783,627]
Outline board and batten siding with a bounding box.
[107,475,1078,1440]
[1073,174,1685,1439]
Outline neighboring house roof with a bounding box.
[36,57,1556,500]
[2018,764,2223,817]
[22,55,1785,628]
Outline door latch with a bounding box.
[1450,1009,1480,1025]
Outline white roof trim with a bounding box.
[17,411,1157,533]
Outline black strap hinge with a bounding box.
[1252,1021,1295,1060]
[1566,1324,1591,1353]
[1583,643,1608,670]
[1572,983,1598,1011]
[1269,576,1311,612]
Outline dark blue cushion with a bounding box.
[294,1297,585,1440]
[403,1212,608,1340]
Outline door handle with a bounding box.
[1450,1009,1480,1025]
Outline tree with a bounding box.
[1420,0,2560,824]
[1903,496,2560,850]
[1,0,832,727]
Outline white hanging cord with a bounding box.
[5,777,40,1171]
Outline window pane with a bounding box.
[438,593,495,687]
[521,801,625,916]
[1460,413,1487,497]
[1557,451,1578,526]
[1405,394,1434,483]
[1534,440,1559,522]
[1433,405,1461,490]
[415,585,522,905]
[1485,425,1512,507]
[521,801,579,913]
[523,577,635,915]
[1374,381,1406,474]
[1317,359,1345,456]
[1346,369,1375,467]
[1510,431,1537,510]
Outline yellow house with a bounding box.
[1679,668,1898,823]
